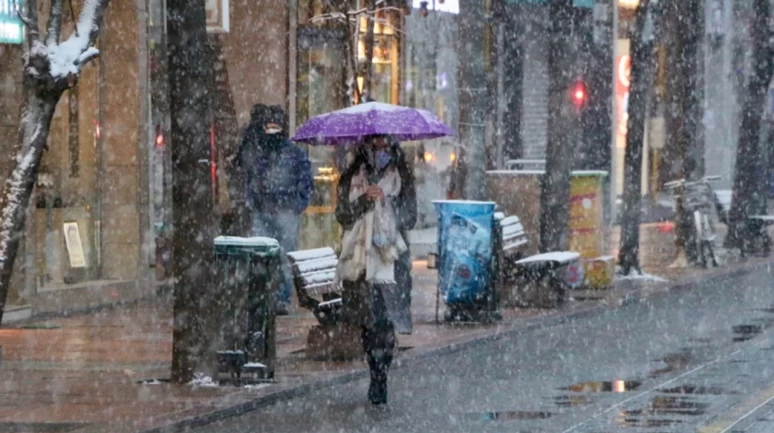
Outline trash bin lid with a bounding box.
[214,236,280,257]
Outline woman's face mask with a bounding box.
[374,149,392,170]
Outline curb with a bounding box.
[136,258,774,433]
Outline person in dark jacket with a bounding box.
[240,104,313,314]
[335,135,417,405]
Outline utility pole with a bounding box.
[456,0,488,200]
[168,0,217,384]
[539,0,578,252]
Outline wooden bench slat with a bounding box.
[502,223,525,237]
[503,231,527,241]
[301,270,336,286]
[318,298,342,308]
[295,257,338,274]
[287,247,336,263]
[305,282,337,295]
[500,216,521,227]
[503,239,528,251]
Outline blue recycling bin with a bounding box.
[433,201,497,316]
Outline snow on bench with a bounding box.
[214,236,280,247]
[500,216,528,252]
[287,247,336,262]
[515,251,580,265]
[287,248,341,326]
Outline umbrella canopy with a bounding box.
[292,102,455,145]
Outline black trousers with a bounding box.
[342,276,396,389]
[362,283,396,364]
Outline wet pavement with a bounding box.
[188,264,774,433]
[0,224,770,433]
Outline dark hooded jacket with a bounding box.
[237,104,313,214]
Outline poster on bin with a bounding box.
[437,209,493,305]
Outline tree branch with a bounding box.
[45,0,64,46]
[74,0,112,50]
[76,46,100,66]
[44,0,112,79]
[20,0,40,44]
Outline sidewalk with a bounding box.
[0,225,767,433]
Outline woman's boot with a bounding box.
[367,353,391,405]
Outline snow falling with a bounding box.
[1,0,774,432]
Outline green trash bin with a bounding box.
[213,236,281,385]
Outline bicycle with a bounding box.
[664,175,722,268]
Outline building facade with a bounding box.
[0,0,155,314]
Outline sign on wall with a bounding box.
[63,222,87,268]
[205,0,229,33]
[0,0,23,44]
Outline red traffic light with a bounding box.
[571,81,588,107]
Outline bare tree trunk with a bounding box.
[726,0,774,251]
[673,0,703,264]
[208,35,246,236]
[0,93,58,325]
[361,0,376,99]
[0,0,112,326]
[618,0,660,275]
[457,0,487,200]
[539,0,576,252]
[168,0,217,384]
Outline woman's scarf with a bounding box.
[337,164,407,284]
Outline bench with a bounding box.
[287,248,363,360]
[287,247,342,326]
[493,212,581,308]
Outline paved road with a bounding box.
[191,267,774,433]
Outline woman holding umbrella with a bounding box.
[335,134,416,405]
[292,102,452,405]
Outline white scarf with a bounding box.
[337,164,407,284]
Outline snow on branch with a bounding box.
[27,0,112,81]
[45,0,64,46]
[18,0,39,43]
[310,6,405,34]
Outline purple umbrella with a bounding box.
[292,102,455,145]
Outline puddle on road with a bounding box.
[629,396,709,416]
[570,295,605,302]
[658,384,729,395]
[561,380,642,393]
[649,350,693,377]
[469,411,553,421]
[733,324,763,342]
[551,395,596,407]
[616,417,683,428]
